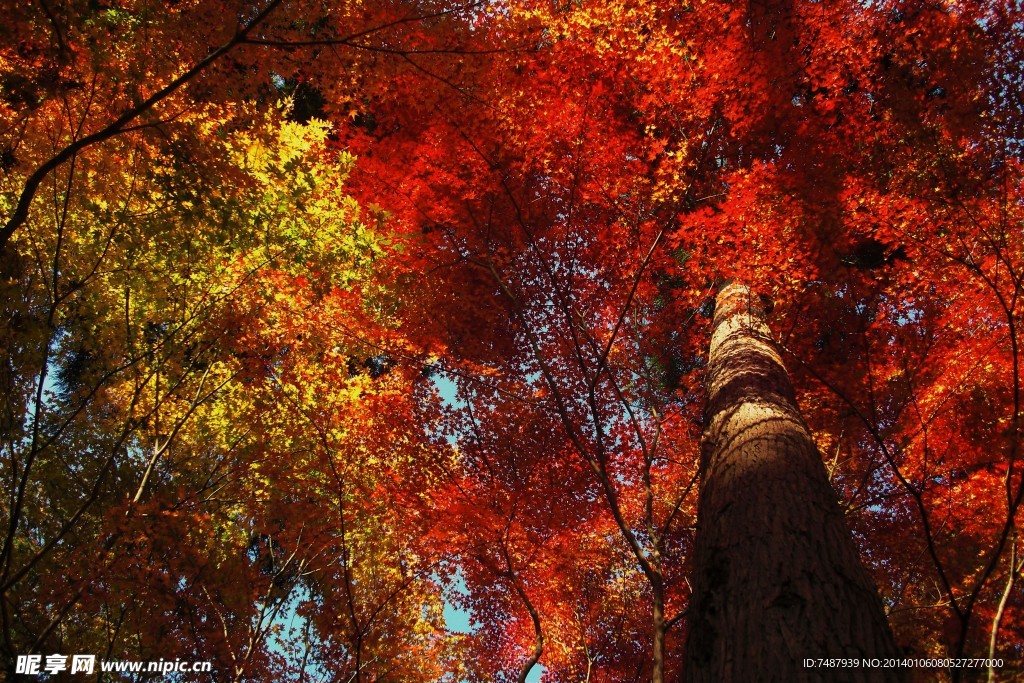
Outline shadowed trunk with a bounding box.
[682,282,903,683]
[653,576,666,683]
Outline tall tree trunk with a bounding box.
[652,574,666,683]
[683,283,903,683]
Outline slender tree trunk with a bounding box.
[652,577,666,683]
[683,283,903,683]
[504,545,544,683]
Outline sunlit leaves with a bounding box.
[3,0,1024,680]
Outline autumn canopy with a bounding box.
[1,0,1022,680]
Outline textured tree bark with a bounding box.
[653,577,666,683]
[682,283,904,683]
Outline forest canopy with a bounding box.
[1,0,1022,681]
